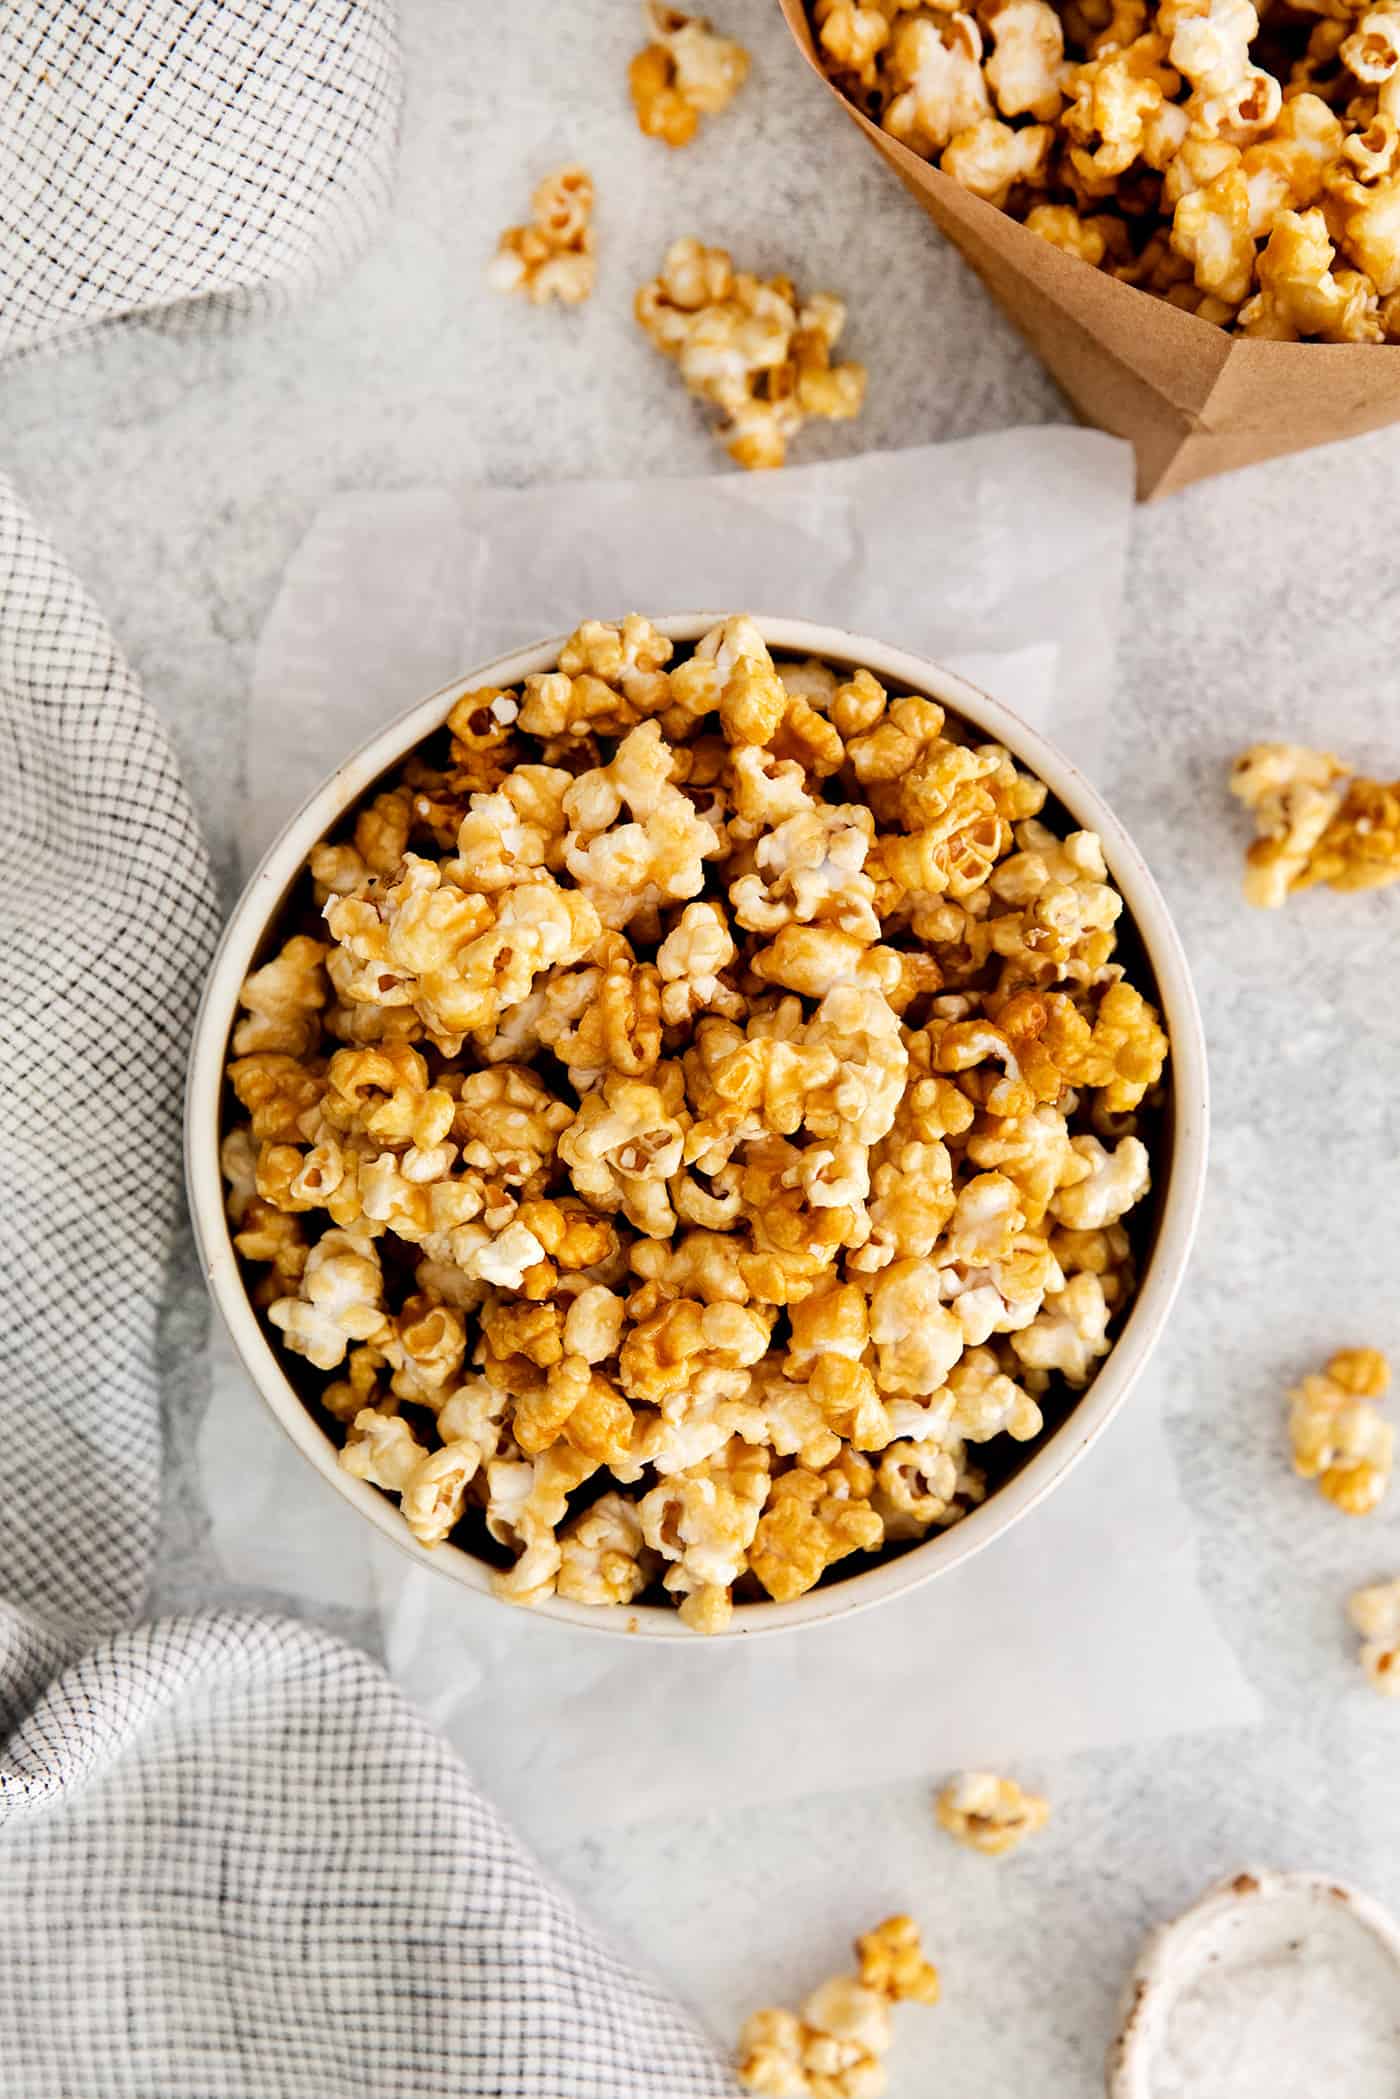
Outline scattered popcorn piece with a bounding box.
[935,1770,1051,1855]
[487,165,596,307]
[1348,1577,1400,1694]
[636,239,866,469]
[629,3,750,148]
[1289,1349,1393,1515]
[224,616,1166,1629]
[736,1914,939,2097]
[1230,743,1400,903]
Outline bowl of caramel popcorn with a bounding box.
[187,614,1206,1637]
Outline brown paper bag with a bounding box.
[778,0,1400,498]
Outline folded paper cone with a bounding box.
[779,0,1400,499]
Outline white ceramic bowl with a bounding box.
[186,614,1208,1640]
[1107,1870,1400,2097]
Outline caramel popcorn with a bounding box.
[1289,1347,1393,1514]
[1348,1576,1400,1694]
[935,1770,1051,1855]
[1231,742,1400,902]
[636,239,866,468]
[736,1914,939,2097]
[808,0,1400,336]
[629,3,750,147]
[487,165,596,307]
[223,615,1166,1628]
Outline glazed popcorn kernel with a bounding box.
[221,612,1167,1630]
[1348,1576,1400,1695]
[736,1915,939,2096]
[807,0,1400,339]
[1289,1348,1394,1516]
[1229,742,1400,905]
[635,239,867,468]
[935,1769,1050,1856]
[629,2,750,147]
[486,164,596,307]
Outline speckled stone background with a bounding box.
[6,3,1400,2092]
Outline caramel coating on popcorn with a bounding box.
[487,165,596,307]
[935,1770,1051,1855]
[629,3,750,147]
[224,615,1165,1628]
[1232,742,1400,902]
[736,1914,939,2097]
[636,240,866,469]
[1289,1348,1394,1514]
[808,0,1400,336]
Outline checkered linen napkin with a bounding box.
[0,10,735,2093]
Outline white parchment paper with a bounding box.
[202,430,1257,1847]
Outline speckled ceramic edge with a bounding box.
[1107,1869,1400,2097]
[185,613,1210,1643]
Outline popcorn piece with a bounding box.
[656,899,743,1024]
[322,1042,455,1152]
[1289,1348,1394,1514]
[883,13,992,156]
[1010,1272,1112,1385]
[620,1297,774,1403]
[854,1915,941,2004]
[736,1915,939,2097]
[639,1438,771,1629]
[557,1491,653,1606]
[935,1770,1051,1855]
[267,1229,388,1371]
[564,719,722,927]
[1330,168,1400,294]
[1348,1576,1400,1694]
[1171,163,1256,301]
[488,1444,602,1607]
[1238,209,1382,339]
[451,1065,573,1186]
[984,0,1067,119]
[629,3,750,147]
[232,935,329,1057]
[1230,741,1350,904]
[1025,202,1118,262]
[1049,1133,1151,1229]
[558,1070,688,1237]
[815,0,891,92]
[946,1345,1043,1440]
[487,165,596,306]
[636,240,866,470]
[941,116,1055,206]
[1064,37,1182,182]
[382,1291,467,1406]
[748,1449,884,1601]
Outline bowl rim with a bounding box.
[186,612,1209,1643]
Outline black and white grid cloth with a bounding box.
[0,0,400,358]
[0,8,736,2094]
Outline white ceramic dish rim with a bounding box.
[1106,1868,1400,2097]
[186,613,1209,1643]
